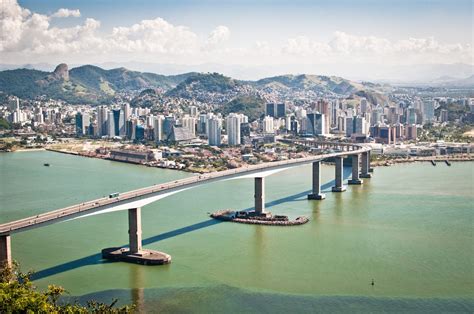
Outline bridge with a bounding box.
[0,141,372,266]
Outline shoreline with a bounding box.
[5,147,474,172]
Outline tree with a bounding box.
[0,262,134,313]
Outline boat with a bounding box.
[430,160,436,166]
[445,160,451,166]
[43,163,50,167]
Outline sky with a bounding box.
[0,0,473,79]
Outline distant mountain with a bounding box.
[253,74,365,95]
[0,63,391,105]
[0,64,196,104]
[432,75,474,87]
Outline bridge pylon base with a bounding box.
[332,186,347,192]
[307,193,326,200]
[360,173,372,178]
[102,247,171,266]
[348,179,363,185]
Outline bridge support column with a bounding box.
[348,154,363,185]
[0,234,12,268]
[254,177,265,215]
[332,156,346,192]
[128,208,142,254]
[360,151,372,178]
[308,161,325,200]
[368,151,374,173]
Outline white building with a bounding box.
[208,117,222,146]
[226,113,243,145]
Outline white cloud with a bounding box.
[110,18,199,54]
[282,31,472,64]
[205,25,230,48]
[0,0,471,68]
[51,8,81,18]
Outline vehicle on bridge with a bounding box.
[109,192,120,198]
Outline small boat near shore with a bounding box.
[43,163,50,167]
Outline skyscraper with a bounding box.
[107,111,115,137]
[307,113,325,135]
[153,115,164,142]
[276,103,286,118]
[226,113,242,146]
[97,106,108,136]
[208,117,222,146]
[266,103,276,118]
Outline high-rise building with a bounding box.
[405,124,417,140]
[354,116,367,135]
[360,98,368,113]
[316,99,330,134]
[97,106,108,136]
[107,111,115,137]
[112,109,123,136]
[307,113,325,135]
[181,115,196,136]
[346,117,354,136]
[152,115,164,142]
[75,112,88,136]
[276,103,286,118]
[226,113,242,145]
[135,124,145,141]
[123,103,131,121]
[266,103,276,118]
[262,116,274,134]
[208,117,222,146]
[163,116,175,140]
[440,109,449,122]
[422,101,435,123]
[407,107,417,125]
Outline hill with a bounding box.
[219,95,266,122]
[253,74,364,95]
[0,64,195,104]
[165,72,245,103]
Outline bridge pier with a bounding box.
[101,207,171,265]
[128,208,143,254]
[348,154,363,185]
[254,177,265,214]
[0,234,12,268]
[332,156,347,192]
[360,151,372,178]
[308,161,325,200]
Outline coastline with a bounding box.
[7,147,474,172]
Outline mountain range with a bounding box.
[0,63,389,105]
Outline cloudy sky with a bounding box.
[0,0,472,79]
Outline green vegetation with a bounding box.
[0,263,133,313]
[254,74,362,95]
[435,102,471,122]
[166,72,240,97]
[418,123,472,142]
[220,95,266,122]
[0,65,196,104]
[0,117,10,130]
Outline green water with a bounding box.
[1,151,473,312]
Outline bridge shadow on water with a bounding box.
[31,168,351,281]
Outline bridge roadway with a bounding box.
[0,141,370,266]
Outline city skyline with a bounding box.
[1,0,472,80]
